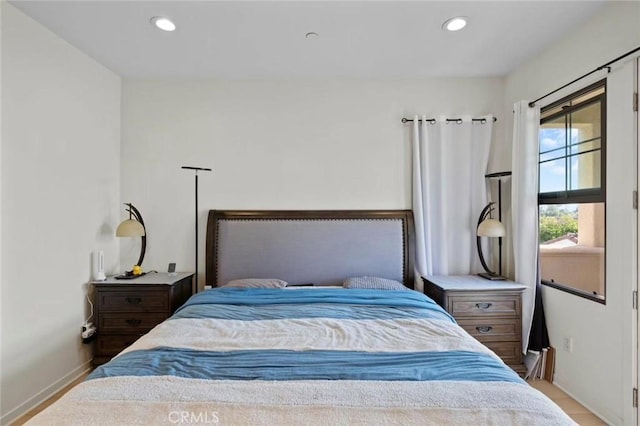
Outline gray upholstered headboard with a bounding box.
[206,210,415,288]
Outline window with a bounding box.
[538,80,606,303]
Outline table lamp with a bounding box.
[115,203,146,279]
[476,202,506,280]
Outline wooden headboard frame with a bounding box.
[206,210,416,289]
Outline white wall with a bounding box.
[0,3,121,423]
[121,78,505,288]
[504,2,640,424]
[5,1,633,422]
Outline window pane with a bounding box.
[570,102,601,144]
[540,119,566,156]
[540,104,566,120]
[539,202,605,299]
[570,150,601,191]
[539,158,566,193]
[540,119,566,194]
[540,85,604,120]
[572,86,605,106]
[569,137,601,155]
[540,146,565,163]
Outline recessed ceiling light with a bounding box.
[151,16,176,32]
[305,32,319,39]
[442,17,467,32]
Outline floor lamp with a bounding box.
[182,166,212,293]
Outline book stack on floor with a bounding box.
[524,347,555,381]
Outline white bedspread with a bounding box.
[118,317,500,358]
[29,376,575,425]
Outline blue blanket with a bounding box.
[173,288,455,322]
[89,288,523,385]
[176,288,449,312]
[90,348,520,383]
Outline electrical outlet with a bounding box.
[562,337,573,353]
[81,322,97,343]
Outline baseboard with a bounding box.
[1,360,92,425]
[552,379,616,425]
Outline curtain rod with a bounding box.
[528,45,640,108]
[401,117,497,124]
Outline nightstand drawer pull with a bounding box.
[475,302,493,310]
[125,319,142,326]
[125,297,142,305]
[476,326,493,334]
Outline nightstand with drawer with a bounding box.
[92,272,194,366]
[422,275,527,375]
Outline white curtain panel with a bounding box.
[511,101,541,353]
[412,115,493,283]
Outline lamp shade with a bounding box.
[477,218,505,237]
[116,219,145,237]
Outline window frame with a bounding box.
[538,79,607,304]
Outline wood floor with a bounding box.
[10,372,89,425]
[13,375,605,425]
[528,379,606,425]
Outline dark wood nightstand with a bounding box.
[92,272,194,366]
[423,275,527,376]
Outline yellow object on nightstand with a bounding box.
[132,265,142,275]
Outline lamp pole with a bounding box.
[498,180,502,275]
[182,166,212,293]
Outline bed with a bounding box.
[28,210,575,425]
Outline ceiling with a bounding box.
[9,0,607,79]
